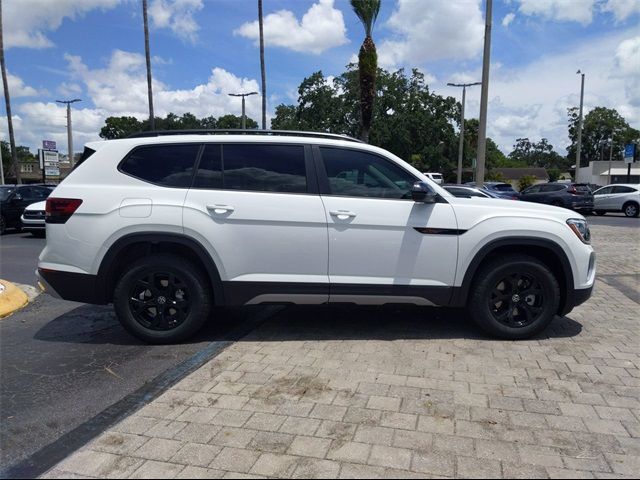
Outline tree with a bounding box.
[142,0,155,130]
[100,116,143,139]
[567,106,640,167]
[350,0,381,143]
[258,0,266,130]
[518,175,536,191]
[0,0,20,183]
[217,114,258,129]
[508,137,569,171]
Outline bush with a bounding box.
[518,175,537,191]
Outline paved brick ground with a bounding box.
[42,223,640,479]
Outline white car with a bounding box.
[37,131,595,343]
[21,200,47,237]
[422,172,443,184]
[592,184,640,217]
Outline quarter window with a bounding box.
[320,147,416,199]
[612,186,636,194]
[120,144,200,188]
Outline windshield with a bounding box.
[0,186,15,201]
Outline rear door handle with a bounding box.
[207,204,235,214]
[329,210,357,220]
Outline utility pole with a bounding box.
[476,0,492,188]
[576,70,585,179]
[143,0,155,130]
[608,133,614,185]
[0,141,4,184]
[56,99,81,165]
[229,92,257,129]
[448,82,481,184]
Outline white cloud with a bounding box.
[602,0,640,21]
[441,30,639,154]
[148,0,204,43]
[3,50,264,152]
[0,72,39,97]
[2,0,122,49]
[513,0,597,25]
[234,0,348,55]
[378,0,485,68]
[502,13,516,27]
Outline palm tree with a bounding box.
[0,0,20,183]
[258,0,267,130]
[142,0,155,130]
[350,0,381,143]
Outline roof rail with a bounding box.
[127,129,364,143]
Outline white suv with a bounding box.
[38,131,595,343]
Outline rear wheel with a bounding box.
[113,254,212,344]
[0,215,5,235]
[623,202,639,218]
[468,254,560,340]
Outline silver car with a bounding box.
[20,200,47,237]
[592,184,640,217]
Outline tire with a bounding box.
[468,254,560,340]
[623,202,639,218]
[593,210,606,216]
[0,215,5,235]
[113,254,212,344]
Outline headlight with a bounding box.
[567,218,591,244]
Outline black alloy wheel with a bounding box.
[114,254,212,344]
[489,273,544,328]
[469,254,560,340]
[129,272,191,331]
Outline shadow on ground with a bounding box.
[34,303,583,346]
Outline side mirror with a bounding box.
[411,182,437,204]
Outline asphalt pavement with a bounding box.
[0,231,45,286]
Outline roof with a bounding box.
[493,168,549,180]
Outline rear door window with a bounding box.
[612,186,636,194]
[120,144,201,188]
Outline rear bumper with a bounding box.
[37,268,107,304]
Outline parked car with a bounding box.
[0,185,53,235]
[465,182,520,200]
[519,183,594,213]
[592,184,640,217]
[422,172,443,184]
[38,130,595,343]
[443,185,501,199]
[21,200,47,237]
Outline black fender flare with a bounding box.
[450,236,575,314]
[96,232,225,305]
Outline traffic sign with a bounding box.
[45,166,60,177]
[624,144,635,164]
[43,140,57,151]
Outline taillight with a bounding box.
[567,187,578,194]
[46,198,83,224]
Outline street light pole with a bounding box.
[56,98,81,165]
[448,82,481,184]
[228,92,258,129]
[476,0,493,188]
[576,70,585,178]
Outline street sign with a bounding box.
[43,150,59,167]
[43,140,57,151]
[45,166,60,177]
[624,144,635,164]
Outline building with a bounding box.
[492,167,549,189]
[576,161,640,186]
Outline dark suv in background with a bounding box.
[519,183,594,212]
[0,185,53,235]
[465,182,520,200]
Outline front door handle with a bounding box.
[329,210,357,220]
[207,204,235,214]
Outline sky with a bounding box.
[1,0,639,157]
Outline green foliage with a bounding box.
[99,112,257,139]
[567,106,640,167]
[350,0,381,37]
[547,168,561,182]
[508,137,569,171]
[518,175,537,191]
[486,170,506,182]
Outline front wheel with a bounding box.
[468,254,560,340]
[623,202,639,218]
[113,254,212,344]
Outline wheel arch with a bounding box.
[96,232,225,305]
[451,237,575,315]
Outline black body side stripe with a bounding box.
[414,227,467,235]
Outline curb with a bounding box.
[0,279,30,318]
